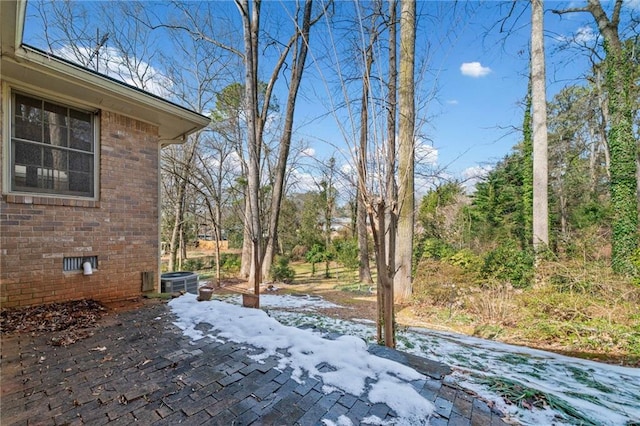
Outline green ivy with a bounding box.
[603,40,639,275]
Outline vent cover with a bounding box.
[64,256,98,272]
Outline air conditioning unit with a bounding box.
[161,271,199,294]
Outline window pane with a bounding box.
[69,109,92,152]
[69,171,93,195]
[41,147,67,191]
[14,141,41,167]
[14,94,42,142]
[13,141,41,189]
[69,151,93,173]
[44,102,69,147]
[43,146,68,170]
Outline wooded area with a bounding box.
[27,0,639,353]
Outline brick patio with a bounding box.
[1,300,510,425]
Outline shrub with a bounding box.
[271,256,295,283]
[481,242,534,288]
[220,253,241,274]
[447,249,481,272]
[421,238,456,260]
[333,238,359,271]
[182,257,204,271]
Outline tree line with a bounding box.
[27,0,639,349]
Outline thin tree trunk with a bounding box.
[395,0,416,303]
[594,67,611,180]
[169,192,182,271]
[357,38,375,285]
[262,0,313,279]
[357,190,373,284]
[379,0,398,346]
[240,198,253,279]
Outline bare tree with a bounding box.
[262,0,324,279]
[394,0,416,303]
[531,0,549,252]
[356,12,377,286]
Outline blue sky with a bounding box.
[22,0,638,193]
[277,1,633,192]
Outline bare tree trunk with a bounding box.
[357,36,375,286]
[357,190,373,284]
[168,145,198,271]
[169,193,182,271]
[240,198,253,279]
[236,0,262,303]
[395,0,416,303]
[377,0,398,345]
[594,67,611,180]
[531,0,549,252]
[560,193,568,239]
[262,0,314,279]
[179,230,186,270]
[370,201,395,348]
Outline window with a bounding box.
[11,91,96,198]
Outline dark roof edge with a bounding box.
[21,43,209,123]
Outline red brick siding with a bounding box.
[1,93,161,308]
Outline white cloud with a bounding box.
[555,25,599,46]
[574,26,598,44]
[446,99,459,105]
[288,167,317,193]
[461,165,493,194]
[416,142,438,166]
[340,162,355,176]
[301,147,316,157]
[460,62,491,78]
[54,45,172,98]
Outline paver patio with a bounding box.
[1,300,509,425]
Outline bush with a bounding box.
[422,238,456,260]
[270,256,295,283]
[182,257,204,271]
[481,242,534,288]
[220,253,241,274]
[333,238,359,271]
[447,249,481,272]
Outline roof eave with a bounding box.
[1,1,209,143]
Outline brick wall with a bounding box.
[1,96,161,308]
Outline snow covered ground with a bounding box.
[169,293,640,425]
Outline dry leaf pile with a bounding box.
[0,299,106,346]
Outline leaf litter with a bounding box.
[0,299,106,346]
